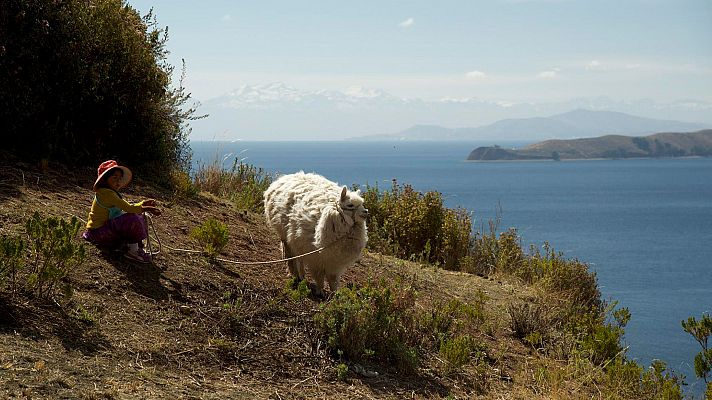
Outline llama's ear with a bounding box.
[340,186,347,201]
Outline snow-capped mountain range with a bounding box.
[190,83,712,141]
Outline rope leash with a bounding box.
[143,213,330,265]
[70,210,332,266]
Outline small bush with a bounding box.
[421,296,487,346]
[335,363,349,381]
[218,290,243,335]
[603,358,683,399]
[190,218,229,257]
[681,313,712,385]
[283,277,311,301]
[440,335,484,372]
[193,159,273,213]
[170,169,199,198]
[362,181,472,269]
[566,303,630,366]
[72,303,95,324]
[0,234,26,294]
[314,279,421,371]
[508,302,549,343]
[315,279,491,376]
[469,224,525,276]
[527,243,601,311]
[24,212,85,299]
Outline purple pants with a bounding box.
[82,213,147,249]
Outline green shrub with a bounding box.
[567,303,629,366]
[681,313,712,386]
[0,234,26,294]
[421,296,486,346]
[171,169,200,198]
[527,243,601,311]
[335,363,349,381]
[440,209,472,270]
[314,279,421,371]
[219,291,243,334]
[362,181,471,269]
[439,335,484,372]
[72,303,96,324]
[193,159,273,212]
[0,0,200,180]
[24,212,85,299]
[190,218,229,257]
[283,277,311,301]
[603,358,683,399]
[469,224,525,276]
[508,302,549,343]
[315,279,490,375]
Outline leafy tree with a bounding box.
[0,0,201,180]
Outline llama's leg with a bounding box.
[282,241,299,280]
[295,255,307,280]
[311,267,326,298]
[326,272,342,293]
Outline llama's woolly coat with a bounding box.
[264,172,368,296]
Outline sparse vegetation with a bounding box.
[358,178,686,396]
[682,313,712,396]
[362,180,471,269]
[0,234,25,294]
[315,278,422,371]
[315,278,490,377]
[190,217,229,257]
[192,159,273,212]
[439,335,486,373]
[283,277,311,301]
[335,362,349,381]
[24,212,85,299]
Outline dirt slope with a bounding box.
[0,160,561,399]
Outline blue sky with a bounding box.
[128,0,712,103]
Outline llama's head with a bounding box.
[339,186,369,224]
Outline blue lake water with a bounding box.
[192,140,712,396]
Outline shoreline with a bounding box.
[465,155,706,162]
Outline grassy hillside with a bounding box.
[0,157,686,399]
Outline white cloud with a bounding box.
[465,70,488,81]
[399,18,414,28]
[221,14,232,22]
[586,60,601,70]
[538,68,560,78]
[626,63,641,69]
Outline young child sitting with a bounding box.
[82,160,162,263]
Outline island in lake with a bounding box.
[467,129,712,161]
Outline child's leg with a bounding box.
[82,225,122,249]
[109,213,148,244]
[110,214,151,263]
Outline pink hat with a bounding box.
[93,160,132,191]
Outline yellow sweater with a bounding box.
[86,188,145,229]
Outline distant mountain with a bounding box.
[189,83,712,140]
[360,110,710,141]
[466,130,712,161]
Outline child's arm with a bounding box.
[97,190,142,213]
